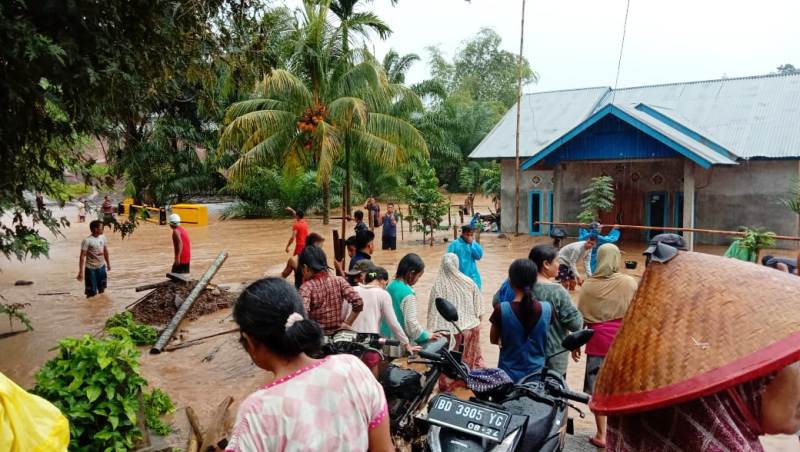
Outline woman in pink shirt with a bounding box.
[227,278,393,452]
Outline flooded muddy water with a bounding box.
[1,204,797,450]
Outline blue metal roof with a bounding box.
[470,73,800,161]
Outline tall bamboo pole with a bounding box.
[514,0,527,235]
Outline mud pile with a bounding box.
[129,282,235,326]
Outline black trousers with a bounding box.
[382,235,396,250]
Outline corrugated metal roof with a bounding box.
[470,73,800,161]
[469,87,609,159]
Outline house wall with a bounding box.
[500,159,554,234]
[694,160,800,246]
[500,158,800,247]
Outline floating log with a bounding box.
[186,406,204,442]
[37,292,69,296]
[164,328,240,352]
[150,252,228,354]
[535,221,800,241]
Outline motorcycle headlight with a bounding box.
[490,428,521,452]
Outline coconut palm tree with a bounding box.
[219,2,426,224]
[382,49,420,84]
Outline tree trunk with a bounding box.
[345,136,352,217]
[322,179,330,225]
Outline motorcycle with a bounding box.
[317,330,451,449]
[420,298,594,452]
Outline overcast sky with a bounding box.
[284,0,800,92]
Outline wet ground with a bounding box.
[0,204,798,451]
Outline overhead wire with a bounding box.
[611,0,632,105]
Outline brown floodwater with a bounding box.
[0,204,797,450]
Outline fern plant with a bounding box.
[577,176,615,224]
[740,227,776,257]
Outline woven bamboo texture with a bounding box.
[593,251,800,413]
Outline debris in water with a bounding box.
[129,281,234,326]
[14,280,33,286]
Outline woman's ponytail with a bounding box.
[508,258,539,319]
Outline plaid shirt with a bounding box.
[299,272,363,333]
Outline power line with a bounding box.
[611,0,632,105]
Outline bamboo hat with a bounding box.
[590,250,800,415]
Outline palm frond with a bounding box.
[366,112,429,158]
[314,120,343,180]
[328,96,368,130]
[255,69,314,106]
[219,109,296,151]
[226,131,295,180]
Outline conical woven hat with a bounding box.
[590,251,800,415]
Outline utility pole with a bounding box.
[514,0,527,235]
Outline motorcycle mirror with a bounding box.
[435,298,459,323]
[561,329,594,351]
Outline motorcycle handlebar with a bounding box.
[551,387,590,404]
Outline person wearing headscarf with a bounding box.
[574,243,637,449]
[607,363,800,451]
[428,253,485,391]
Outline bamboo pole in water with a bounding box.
[150,252,228,354]
[535,221,800,241]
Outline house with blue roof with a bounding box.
[469,72,800,248]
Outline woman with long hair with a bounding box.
[489,259,552,382]
[428,253,486,390]
[574,243,637,449]
[227,278,392,451]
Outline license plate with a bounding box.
[426,394,510,442]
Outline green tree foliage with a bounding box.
[222,168,324,219]
[32,335,174,450]
[480,162,501,202]
[577,176,615,224]
[777,64,799,75]
[220,1,427,224]
[416,28,533,191]
[383,49,420,84]
[1,0,226,261]
[404,160,449,244]
[428,28,536,109]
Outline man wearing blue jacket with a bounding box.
[447,225,484,288]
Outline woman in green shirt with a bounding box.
[383,253,443,344]
[529,245,584,376]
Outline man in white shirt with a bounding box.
[556,236,596,291]
[77,220,110,298]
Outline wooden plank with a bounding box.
[166,272,192,283]
[164,328,240,352]
[535,221,800,241]
[150,252,228,354]
[134,281,170,292]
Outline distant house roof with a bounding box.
[470,73,800,162]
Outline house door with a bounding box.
[529,191,543,236]
[645,191,669,240]
[599,172,644,242]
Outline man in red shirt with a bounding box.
[284,207,309,256]
[168,213,191,273]
[298,246,363,334]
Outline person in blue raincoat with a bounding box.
[579,222,620,275]
[447,225,483,288]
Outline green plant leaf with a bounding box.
[109,415,119,430]
[86,386,102,402]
